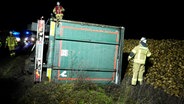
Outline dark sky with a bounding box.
[0,0,183,39]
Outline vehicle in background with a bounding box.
[23,30,36,44]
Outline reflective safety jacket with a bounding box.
[53,6,64,14]
[128,44,151,64]
[6,36,17,47]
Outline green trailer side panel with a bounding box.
[55,21,119,44]
[51,70,115,84]
[49,20,124,84]
[53,40,117,70]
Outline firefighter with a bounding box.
[128,37,151,85]
[53,1,65,21]
[5,31,18,56]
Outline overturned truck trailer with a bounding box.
[33,18,125,84]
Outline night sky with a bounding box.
[0,0,183,39]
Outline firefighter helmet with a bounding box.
[140,37,147,43]
[57,1,60,6]
[9,31,13,35]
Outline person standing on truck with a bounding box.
[5,31,18,56]
[53,1,65,21]
[128,37,151,86]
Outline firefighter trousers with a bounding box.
[56,14,63,21]
[131,63,145,85]
[8,45,16,56]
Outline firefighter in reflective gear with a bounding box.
[5,31,18,56]
[128,37,151,85]
[53,1,65,21]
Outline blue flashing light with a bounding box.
[25,31,30,35]
[13,31,20,36]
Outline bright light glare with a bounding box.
[24,37,28,41]
[31,37,35,41]
[16,37,21,42]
